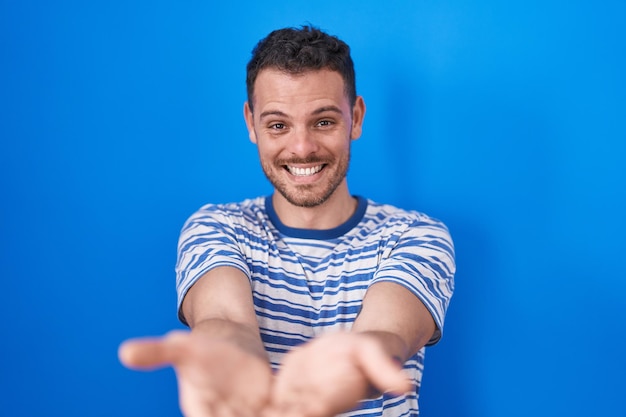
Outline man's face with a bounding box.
[244,68,365,208]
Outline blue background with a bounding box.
[1,1,625,416]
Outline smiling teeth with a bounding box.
[288,165,323,176]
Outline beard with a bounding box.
[260,150,351,208]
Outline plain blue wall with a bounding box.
[1,1,624,416]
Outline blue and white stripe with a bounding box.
[175,195,455,416]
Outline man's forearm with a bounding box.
[351,281,437,361]
[191,317,269,361]
[353,330,410,364]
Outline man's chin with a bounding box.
[278,188,329,208]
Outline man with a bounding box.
[119,25,455,417]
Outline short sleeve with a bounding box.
[372,217,455,345]
[174,205,251,325]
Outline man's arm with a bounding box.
[351,280,436,363]
[181,266,268,360]
[119,266,273,417]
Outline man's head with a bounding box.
[243,25,365,212]
[246,25,356,113]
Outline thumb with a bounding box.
[355,341,412,396]
[118,330,190,370]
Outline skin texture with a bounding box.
[243,68,365,229]
[119,267,273,417]
[119,68,436,417]
[119,330,272,417]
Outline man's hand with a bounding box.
[264,332,412,417]
[119,330,273,417]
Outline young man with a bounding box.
[119,25,455,417]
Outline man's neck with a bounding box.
[272,189,358,230]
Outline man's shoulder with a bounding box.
[195,196,265,214]
[364,198,447,229]
[183,196,268,228]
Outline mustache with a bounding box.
[277,156,332,165]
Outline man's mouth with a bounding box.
[285,164,325,177]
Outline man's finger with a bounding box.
[356,341,412,396]
[118,330,190,370]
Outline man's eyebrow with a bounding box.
[258,106,344,120]
[259,110,289,120]
[312,106,344,116]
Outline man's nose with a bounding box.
[287,127,320,157]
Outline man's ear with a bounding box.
[243,101,257,144]
[350,96,366,140]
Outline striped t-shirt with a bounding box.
[175,195,455,416]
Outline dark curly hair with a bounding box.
[246,25,356,112]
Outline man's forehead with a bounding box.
[252,68,349,112]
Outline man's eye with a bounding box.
[317,120,333,127]
[270,123,285,130]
